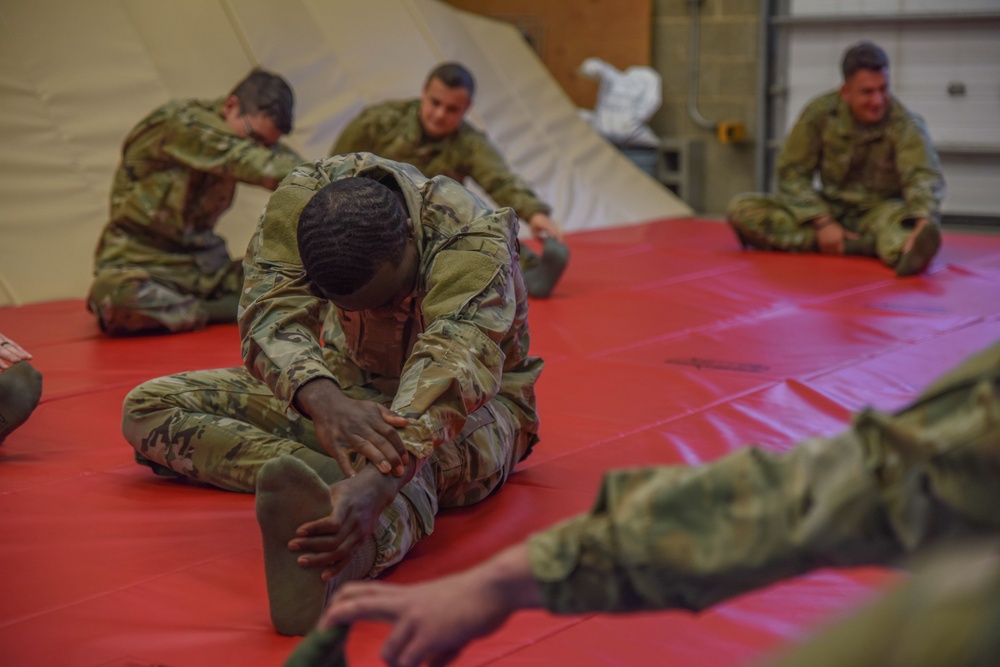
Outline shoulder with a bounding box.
[799,90,840,122]
[355,98,415,124]
[419,175,512,242]
[886,97,931,136]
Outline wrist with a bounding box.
[485,544,543,611]
[293,377,345,418]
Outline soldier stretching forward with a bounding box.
[89,69,303,335]
[121,153,543,635]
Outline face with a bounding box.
[222,95,283,148]
[840,68,890,125]
[419,77,472,139]
[323,239,419,313]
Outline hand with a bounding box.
[322,544,541,667]
[527,212,563,242]
[289,462,410,580]
[902,218,929,254]
[295,379,410,477]
[0,333,32,371]
[813,217,857,255]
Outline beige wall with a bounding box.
[651,0,760,216]
[0,0,689,306]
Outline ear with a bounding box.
[222,95,241,115]
[839,82,848,99]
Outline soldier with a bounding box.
[315,339,1000,667]
[727,42,945,276]
[120,153,543,636]
[0,333,42,444]
[88,69,304,336]
[331,62,570,298]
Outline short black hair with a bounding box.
[297,177,410,297]
[425,62,476,98]
[841,42,889,81]
[229,68,295,134]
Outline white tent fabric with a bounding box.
[0,0,690,306]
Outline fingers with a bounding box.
[378,404,409,427]
[0,335,31,368]
[354,421,408,475]
[331,447,357,478]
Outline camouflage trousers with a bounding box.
[122,366,529,574]
[0,361,43,443]
[530,341,1000,614]
[88,236,242,336]
[726,194,939,268]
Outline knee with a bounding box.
[726,192,765,225]
[121,377,171,445]
[89,268,204,336]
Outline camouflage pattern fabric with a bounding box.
[88,97,303,335]
[728,92,944,267]
[283,623,350,667]
[331,99,551,223]
[527,340,1000,614]
[763,540,1000,667]
[122,152,541,572]
[239,153,542,460]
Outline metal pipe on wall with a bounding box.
[687,0,717,132]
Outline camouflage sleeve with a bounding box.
[390,212,518,459]
[895,115,945,223]
[160,107,303,189]
[463,132,551,221]
[239,179,334,411]
[776,100,831,224]
[526,432,903,615]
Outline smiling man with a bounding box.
[727,41,945,276]
[331,63,570,298]
[88,69,304,335]
[120,152,543,636]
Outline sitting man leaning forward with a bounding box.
[120,152,543,636]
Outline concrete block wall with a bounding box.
[652,0,761,215]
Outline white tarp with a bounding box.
[0,0,690,306]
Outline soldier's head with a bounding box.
[419,62,475,139]
[840,41,890,125]
[298,177,419,311]
[222,69,295,148]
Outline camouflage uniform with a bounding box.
[122,153,543,574]
[332,99,551,222]
[88,97,303,335]
[528,340,1000,614]
[331,99,568,295]
[728,92,945,267]
[764,539,1000,667]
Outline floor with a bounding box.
[2,218,999,666]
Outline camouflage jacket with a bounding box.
[239,153,543,459]
[777,91,944,224]
[95,97,302,268]
[331,99,551,221]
